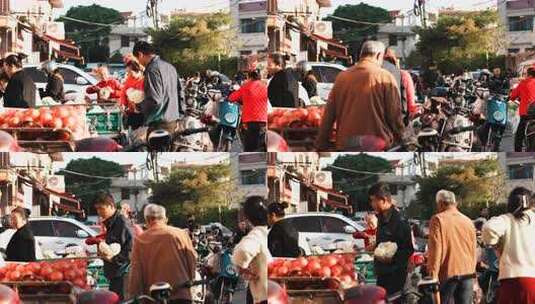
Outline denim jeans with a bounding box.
[440,277,474,304]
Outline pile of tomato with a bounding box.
[0,259,88,289]
[268,254,357,289]
[268,107,324,130]
[0,106,86,139]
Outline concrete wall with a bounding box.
[498,1,535,53]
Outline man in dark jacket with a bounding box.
[368,182,414,295]
[6,207,36,262]
[94,192,133,300]
[133,41,180,133]
[3,53,36,108]
[267,53,298,108]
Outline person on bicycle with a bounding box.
[127,204,197,304]
[232,196,270,304]
[510,65,535,151]
[482,187,535,304]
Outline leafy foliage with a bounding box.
[327,154,392,211]
[149,164,242,227]
[149,12,237,77]
[60,5,124,62]
[414,10,504,73]
[410,159,505,220]
[328,3,391,59]
[61,157,125,215]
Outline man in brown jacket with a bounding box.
[427,190,477,304]
[127,204,197,303]
[316,40,405,151]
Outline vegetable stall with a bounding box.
[268,106,335,151]
[0,103,124,152]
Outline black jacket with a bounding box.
[375,206,414,277]
[302,76,318,98]
[4,70,36,108]
[43,74,65,101]
[6,224,36,262]
[268,69,298,108]
[268,219,300,258]
[102,211,133,279]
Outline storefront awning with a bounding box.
[321,48,351,60]
[53,202,84,214]
[322,198,352,211]
[311,33,346,48]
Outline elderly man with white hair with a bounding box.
[316,40,405,151]
[427,190,477,304]
[127,204,197,304]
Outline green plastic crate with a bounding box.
[86,106,123,135]
[355,259,376,285]
[88,265,109,289]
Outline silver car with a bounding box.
[308,62,347,101]
[0,217,98,257]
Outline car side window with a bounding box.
[289,217,321,233]
[52,221,79,238]
[320,217,347,233]
[319,67,342,83]
[58,68,79,85]
[24,67,47,83]
[311,67,324,83]
[29,221,55,237]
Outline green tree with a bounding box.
[148,12,236,77]
[327,3,392,59]
[326,153,392,211]
[60,157,125,215]
[410,159,505,220]
[59,5,124,62]
[149,164,242,227]
[414,10,504,73]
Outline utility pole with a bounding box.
[146,0,161,29]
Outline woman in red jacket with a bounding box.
[86,66,122,102]
[229,69,268,152]
[120,59,145,130]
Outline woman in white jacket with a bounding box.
[482,187,535,304]
[232,196,271,304]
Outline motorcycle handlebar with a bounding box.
[446,125,478,135]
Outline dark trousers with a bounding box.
[377,270,407,295]
[126,112,145,130]
[515,116,529,152]
[242,122,266,152]
[440,277,474,304]
[108,275,126,300]
[169,300,192,304]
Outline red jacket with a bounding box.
[401,70,417,114]
[229,80,268,123]
[510,77,535,116]
[86,79,122,100]
[353,228,377,249]
[120,76,145,113]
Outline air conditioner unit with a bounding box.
[313,171,332,188]
[313,21,333,39]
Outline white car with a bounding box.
[308,62,347,101]
[0,217,98,257]
[24,64,98,101]
[275,212,365,256]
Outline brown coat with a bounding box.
[427,208,477,283]
[316,58,405,150]
[127,223,197,300]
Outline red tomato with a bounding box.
[64,269,77,281]
[49,271,64,281]
[62,116,77,130]
[342,263,353,274]
[55,107,70,119]
[39,111,54,126]
[276,266,289,277]
[0,124,9,129]
[340,274,354,287]
[321,256,338,268]
[40,266,53,278]
[295,257,308,268]
[8,117,20,127]
[7,270,21,281]
[305,260,321,276]
[290,259,304,272]
[24,109,40,120]
[331,265,343,277]
[293,108,308,120]
[319,266,331,278]
[343,255,354,264]
[47,118,63,129]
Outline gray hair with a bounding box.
[435,190,457,206]
[360,41,386,58]
[144,204,167,221]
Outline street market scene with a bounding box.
[264,0,535,153]
[0,152,271,304]
[265,152,535,304]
